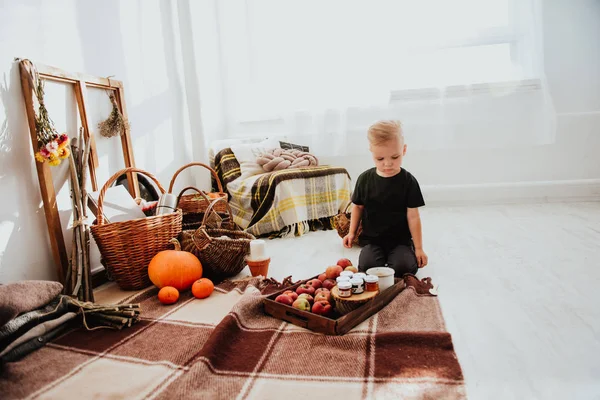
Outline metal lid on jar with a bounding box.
[364,275,379,283]
[336,276,350,283]
[338,281,352,290]
[353,272,367,280]
[340,271,354,278]
[350,277,364,285]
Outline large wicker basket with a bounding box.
[169,162,228,229]
[179,197,255,283]
[90,168,182,290]
[333,203,362,245]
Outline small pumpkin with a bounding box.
[148,238,203,291]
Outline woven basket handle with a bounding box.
[168,162,224,194]
[200,197,234,228]
[343,202,352,214]
[176,186,211,205]
[95,167,166,226]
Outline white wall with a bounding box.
[0,0,208,283]
[323,0,600,202]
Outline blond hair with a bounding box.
[367,120,403,146]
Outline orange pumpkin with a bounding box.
[158,286,179,305]
[192,278,214,299]
[148,238,203,291]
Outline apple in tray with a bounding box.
[336,258,353,268]
[283,290,298,301]
[298,293,314,304]
[296,284,316,296]
[322,279,336,291]
[306,279,322,290]
[314,291,331,304]
[325,265,343,280]
[274,294,294,306]
[311,301,333,317]
[292,298,311,312]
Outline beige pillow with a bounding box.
[256,148,319,172]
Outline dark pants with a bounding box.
[358,243,418,277]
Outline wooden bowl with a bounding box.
[331,286,378,315]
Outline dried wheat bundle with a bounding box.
[98,92,129,138]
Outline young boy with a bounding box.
[343,120,428,276]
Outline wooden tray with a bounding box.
[263,276,406,335]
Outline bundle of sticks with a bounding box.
[66,298,140,330]
[64,127,94,302]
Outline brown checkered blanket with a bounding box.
[0,276,465,399]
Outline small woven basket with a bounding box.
[169,162,228,228]
[176,187,233,231]
[179,197,255,282]
[333,203,362,245]
[90,168,182,290]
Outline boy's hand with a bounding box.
[415,248,428,268]
[343,234,355,248]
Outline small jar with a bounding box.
[350,277,364,294]
[336,276,350,284]
[353,272,367,281]
[338,281,352,298]
[364,275,379,292]
[340,271,354,279]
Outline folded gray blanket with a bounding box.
[0,297,69,352]
[0,281,63,327]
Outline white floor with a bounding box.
[97,202,600,400]
[239,202,600,400]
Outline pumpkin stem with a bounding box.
[170,238,181,251]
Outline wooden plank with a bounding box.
[18,61,69,283]
[74,81,99,191]
[36,63,123,89]
[115,86,139,199]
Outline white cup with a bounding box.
[366,267,395,292]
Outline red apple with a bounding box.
[275,294,294,306]
[283,290,298,301]
[325,265,343,279]
[314,288,330,296]
[312,300,333,317]
[296,284,315,296]
[318,273,327,282]
[322,279,336,290]
[344,265,358,273]
[298,293,314,304]
[314,292,331,303]
[292,298,311,311]
[337,258,353,268]
[306,279,322,289]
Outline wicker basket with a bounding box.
[179,197,255,283]
[90,168,183,290]
[333,203,362,245]
[169,163,228,229]
[176,187,234,231]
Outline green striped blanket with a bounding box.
[213,148,352,237]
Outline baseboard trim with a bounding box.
[422,179,600,206]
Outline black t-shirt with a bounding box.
[351,167,425,247]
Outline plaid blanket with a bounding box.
[213,148,352,238]
[0,276,465,399]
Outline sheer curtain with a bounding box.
[197,0,554,156]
